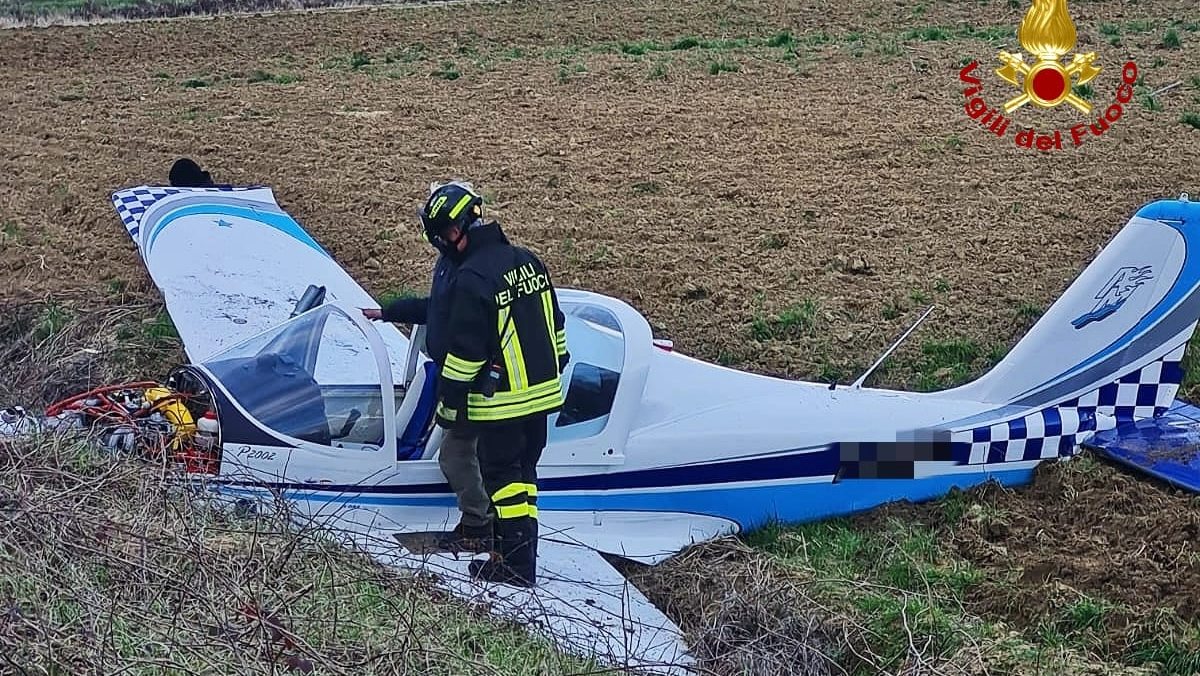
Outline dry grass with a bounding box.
[616,526,1168,676]
[0,298,614,676]
[615,539,845,676]
[0,433,604,675]
[0,291,183,409]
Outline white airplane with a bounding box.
[6,174,1199,674]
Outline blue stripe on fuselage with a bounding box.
[213,464,1039,531]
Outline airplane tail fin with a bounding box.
[942,193,1199,422]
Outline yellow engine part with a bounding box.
[144,386,196,442]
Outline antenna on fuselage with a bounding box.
[848,304,936,390]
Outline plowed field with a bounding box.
[3,0,1200,672]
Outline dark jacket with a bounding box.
[380,254,457,366]
[435,222,568,425]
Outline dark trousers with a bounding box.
[477,412,546,522]
[472,413,547,585]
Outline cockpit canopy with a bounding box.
[196,298,631,453]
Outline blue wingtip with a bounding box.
[1133,193,1198,223]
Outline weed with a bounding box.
[379,288,419,307]
[750,298,818,341]
[432,60,460,80]
[759,233,786,250]
[708,60,738,75]
[1015,302,1043,323]
[1127,635,1200,674]
[1182,112,1200,130]
[765,31,793,48]
[34,302,71,342]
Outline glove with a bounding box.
[559,351,571,371]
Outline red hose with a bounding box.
[44,381,162,417]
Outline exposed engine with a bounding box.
[0,368,221,475]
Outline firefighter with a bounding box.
[361,181,494,554]
[422,181,569,587]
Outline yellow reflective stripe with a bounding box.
[528,505,538,519]
[443,353,485,382]
[541,291,567,357]
[540,291,556,345]
[497,305,528,391]
[525,483,538,498]
[509,328,527,389]
[448,193,473,218]
[492,482,527,503]
[469,378,561,409]
[467,389,563,421]
[497,503,530,519]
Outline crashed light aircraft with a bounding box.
[4,180,1200,673]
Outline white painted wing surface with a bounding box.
[355,527,696,674]
[111,185,413,382]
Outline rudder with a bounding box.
[941,193,1200,418]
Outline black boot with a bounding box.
[469,516,535,587]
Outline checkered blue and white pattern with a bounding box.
[950,341,1188,465]
[111,186,259,243]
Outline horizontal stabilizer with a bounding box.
[1086,399,1200,493]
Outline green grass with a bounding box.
[742,516,993,673]
[750,298,819,341]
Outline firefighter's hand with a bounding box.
[361,308,383,321]
[559,351,571,371]
[434,401,460,429]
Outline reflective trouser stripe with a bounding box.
[526,483,538,519]
[497,503,531,519]
[492,482,526,502]
[492,482,531,520]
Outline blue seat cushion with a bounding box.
[397,360,439,461]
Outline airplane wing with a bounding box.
[316,506,697,675]
[111,184,414,383]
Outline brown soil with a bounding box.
[3,0,1200,670]
[2,0,1198,386]
[854,453,1200,657]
